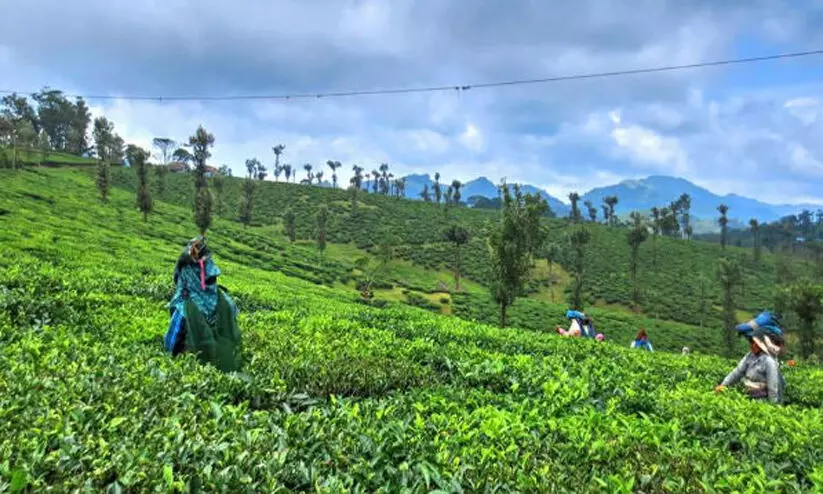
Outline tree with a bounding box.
[627,212,649,309]
[718,204,729,250]
[66,97,91,155]
[568,192,581,224]
[172,148,193,169]
[316,204,329,255]
[303,163,313,184]
[188,125,215,235]
[378,163,390,195]
[315,171,324,185]
[239,159,258,227]
[451,180,462,205]
[256,163,267,181]
[420,183,431,202]
[152,138,176,166]
[212,172,225,215]
[544,242,560,302]
[487,183,547,327]
[604,196,619,226]
[283,164,293,183]
[569,226,590,310]
[779,281,822,358]
[434,172,442,204]
[326,160,341,188]
[445,186,454,206]
[1,93,39,169]
[91,117,117,202]
[217,164,232,177]
[154,164,168,195]
[371,170,380,194]
[716,256,742,356]
[273,144,285,181]
[350,165,364,212]
[678,193,692,239]
[584,201,597,222]
[283,208,296,242]
[127,144,152,221]
[750,218,761,262]
[443,225,470,290]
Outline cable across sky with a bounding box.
[3,48,823,102]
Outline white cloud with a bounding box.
[458,123,485,152]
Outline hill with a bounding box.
[1,145,99,167]
[110,167,812,340]
[583,175,818,226]
[2,167,823,491]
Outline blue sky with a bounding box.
[2,0,823,204]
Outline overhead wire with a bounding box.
[1,48,822,102]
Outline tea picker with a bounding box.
[630,328,654,352]
[714,311,786,404]
[556,310,597,338]
[163,236,243,372]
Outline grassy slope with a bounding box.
[111,168,813,348]
[1,146,99,166]
[3,168,823,492]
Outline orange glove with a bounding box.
[714,385,726,393]
[788,360,797,368]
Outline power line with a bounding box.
[2,48,822,102]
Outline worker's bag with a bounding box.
[183,288,243,373]
[735,311,783,338]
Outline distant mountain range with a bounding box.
[369,173,818,230]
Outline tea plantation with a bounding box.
[3,168,823,492]
[111,167,800,332]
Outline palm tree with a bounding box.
[350,164,364,190]
[303,163,313,184]
[434,172,442,204]
[420,183,431,202]
[443,224,470,290]
[315,171,324,185]
[272,144,285,181]
[718,204,729,250]
[273,165,283,182]
[326,160,341,188]
[283,164,292,183]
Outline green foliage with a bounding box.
[778,280,823,358]
[568,226,590,310]
[95,160,110,202]
[316,204,329,254]
[127,144,152,221]
[487,184,547,326]
[442,224,470,290]
[627,213,649,308]
[716,257,742,356]
[283,208,296,242]
[189,126,215,234]
[4,168,823,491]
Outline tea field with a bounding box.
[3,168,823,492]
[111,167,802,331]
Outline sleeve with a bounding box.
[721,355,749,386]
[764,357,781,403]
[630,341,637,348]
[647,342,654,352]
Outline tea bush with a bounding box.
[2,168,823,492]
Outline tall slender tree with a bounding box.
[487,182,548,326]
[283,164,292,183]
[303,163,313,184]
[272,144,285,181]
[568,192,581,224]
[188,125,215,235]
[451,180,462,205]
[750,218,761,262]
[152,138,176,166]
[316,204,329,256]
[716,256,742,356]
[434,172,442,204]
[569,226,590,310]
[420,183,431,202]
[239,159,259,227]
[127,144,153,221]
[584,201,597,222]
[283,208,296,242]
[718,204,729,250]
[443,224,470,290]
[315,171,324,185]
[92,117,116,202]
[326,160,341,188]
[371,170,380,194]
[627,212,649,309]
[678,193,691,238]
[604,196,619,226]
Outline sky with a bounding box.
[2,0,823,204]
